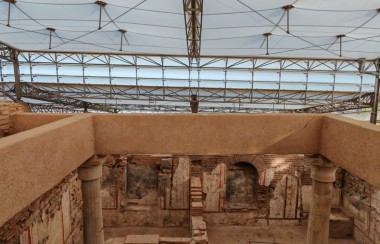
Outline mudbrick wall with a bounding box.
[0,101,29,138]
[0,170,83,244]
[101,154,343,228]
[342,170,380,243]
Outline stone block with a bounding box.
[353,226,373,244]
[191,217,206,230]
[191,177,202,188]
[343,196,369,233]
[107,237,127,244]
[0,124,10,130]
[191,202,202,208]
[62,190,72,241]
[159,237,192,244]
[269,175,287,218]
[202,165,224,212]
[125,234,160,244]
[114,237,128,244]
[329,214,354,239]
[170,157,190,209]
[331,188,342,207]
[160,160,172,171]
[372,189,380,213]
[268,219,300,226]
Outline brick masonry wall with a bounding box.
[0,170,83,244]
[102,154,339,227]
[342,171,380,243]
[0,101,29,138]
[102,155,190,228]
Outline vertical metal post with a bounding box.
[161,57,166,100]
[6,0,13,27]
[305,61,309,105]
[263,33,271,55]
[135,56,140,99]
[196,58,200,96]
[108,55,112,98]
[82,55,86,98]
[278,60,283,104]
[250,58,255,102]
[118,29,127,51]
[282,5,294,34]
[337,34,345,57]
[55,53,60,95]
[370,75,379,124]
[188,64,192,98]
[95,1,108,30]
[224,58,227,102]
[0,60,5,98]
[370,60,380,124]
[332,61,337,104]
[11,50,21,100]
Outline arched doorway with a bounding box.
[225,162,259,209]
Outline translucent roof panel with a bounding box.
[0,0,379,59]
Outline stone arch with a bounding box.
[222,154,268,185]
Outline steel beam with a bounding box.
[2,82,362,105]
[26,103,83,113]
[294,92,373,113]
[11,49,377,62]
[19,83,116,113]
[370,60,380,124]
[0,44,13,62]
[1,51,376,114]
[183,0,203,61]
[2,82,371,114]
[10,50,21,100]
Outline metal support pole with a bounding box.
[11,50,21,100]
[263,33,271,55]
[370,75,379,124]
[337,34,345,57]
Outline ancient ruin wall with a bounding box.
[0,171,83,244]
[343,171,380,243]
[101,154,343,227]
[0,101,28,137]
[101,155,190,228]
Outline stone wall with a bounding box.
[0,170,83,244]
[342,171,380,243]
[101,154,342,228]
[0,101,28,137]
[102,155,190,228]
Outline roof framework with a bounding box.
[0,1,379,113]
[0,51,377,113]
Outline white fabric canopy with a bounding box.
[0,0,380,59]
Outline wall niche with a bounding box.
[225,162,259,210]
[126,162,159,206]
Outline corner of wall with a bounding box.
[318,115,329,157]
[89,114,97,155]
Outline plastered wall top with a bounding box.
[0,113,379,226]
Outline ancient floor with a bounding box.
[105,225,355,244]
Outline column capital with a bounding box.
[78,154,108,181]
[306,155,337,183]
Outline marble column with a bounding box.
[78,155,107,244]
[306,156,337,244]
